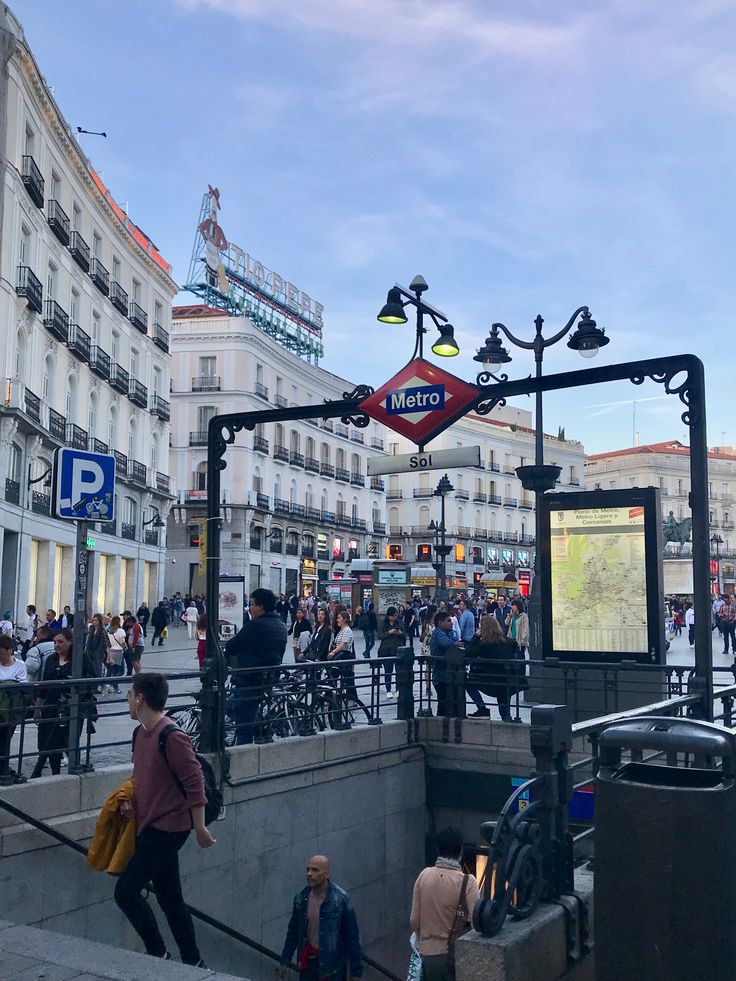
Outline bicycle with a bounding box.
[165,687,236,752]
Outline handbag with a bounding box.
[447,873,470,976]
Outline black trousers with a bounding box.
[379,655,395,692]
[114,826,201,965]
[151,626,165,646]
[0,722,16,777]
[723,622,736,653]
[33,716,82,776]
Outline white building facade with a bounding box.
[0,8,176,617]
[585,440,736,594]
[167,307,390,598]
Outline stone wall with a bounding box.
[0,722,426,979]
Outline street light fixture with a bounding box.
[430,474,454,603]
[377,275,459,359]
[474,306,610,657]
[711,533,723,594]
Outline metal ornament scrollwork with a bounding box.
[213,421,254,472]
[339,384,374,428]
[631,368,696,426]
[473,780,546,938]
[474,371,509,416]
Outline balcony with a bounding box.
[320,463,335,478]
[289,451,305,468]
[156,472,170,493]
[371,437,384,450]
[336,512,351,528]
[291,503,306,518]
[322,420,334,433]
[336,468,350,483]
[48,408,66,441]
[67,324,91,363]
[503,466,516,475]
[373,521,386,534]
[110,364,130,394]
[322,510,336,525]
[24,388,41,422]
[351,431,364,444]
[489,462,500,472]
[488,528,503,542]
[128,379,148,408]
[185,489,207,502]
[189,431,208,446]
[269,538,282,554]
[503,497,518,507]
[388,525,403,536]
[474,527,488,540]
[88,438,109,454]
[352,517,367,531]
[129,301,148,334]
[69,230,90,272]
[121,522,136,541]
[153,322,169,352]
[152,396,170,421]
[128,460,147,486]
[192,375,220,392]
[110,281,129,316]
[274,445,289,462]
[413,488,435,498]
[285,540,299,556]
[274,498,290,514]
[306,506,321,522]
[386,489,403,500]
[301,545,315,558]
[144,529,159,546]
[350,473,365,487]
[254,382,269,401]
[253,436,269,454]
[5,478,19,505]
[504,532,519,542]
[333,550,345,562]
[16,265,43,314]
[31,491,50,515]
[519,499,534,510]
[456,525,471,538]
[473,492,487,503]
[455,489,469,500]
[114,451,128,478]
[44,299,69,343]
[90,346,111,381]
[255,493,270,509]
[46,199,70,245]
[274,394,287,408]
[21,155,44,207]
[65,423,88,450]
[520,534,536,545]
[489,494,502,505]
[305,456,319,473]
[89,257,109,295]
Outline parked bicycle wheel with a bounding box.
[166,706,201,750]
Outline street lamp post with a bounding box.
[377,275,460,359]
[711,533,723,594]
[430,474,454,604]
[474,309,609,657]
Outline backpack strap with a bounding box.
[158,723,188,798]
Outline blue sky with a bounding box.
[17,0,736,453]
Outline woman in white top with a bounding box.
[0,633,27,781]
[106,616,127,694]
[328,610,358,701]
[184,602,199,640]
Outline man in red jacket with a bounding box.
[114,672,215,966]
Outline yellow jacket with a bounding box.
[87,777,136,875]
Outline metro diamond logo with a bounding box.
[360,358,479,445]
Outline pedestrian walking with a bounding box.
[685,601,695,648]
[85,614,109,689]
[183,600,199,641]
[196,614,207,669]
[105,616,127,693]
[720,595,736,655]
[410,826,480,981]
[357,602,377,658]
[114,672,214,966]
[0,634,27,783]
[150,600,169,647]
[136,602,150,639]
[278,854,363,980]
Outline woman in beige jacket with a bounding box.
[410,826,480,980]
[505,599,529,654]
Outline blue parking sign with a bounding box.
[53,448,115,521]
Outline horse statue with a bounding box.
[662,511,692,552]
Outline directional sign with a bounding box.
[360,358,479,446]
[53,448,115,521]
[367,445,481,476]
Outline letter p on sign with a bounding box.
[54,448,116,520]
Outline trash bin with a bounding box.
[595,717,736,981]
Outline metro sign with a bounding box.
[360,358,479,445]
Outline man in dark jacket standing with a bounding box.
[136,602,150,638]
[278,854,363,980]
[150,601,169,647]
[225,588,287,744]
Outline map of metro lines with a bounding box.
[551,507,648,653]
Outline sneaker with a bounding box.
[468,709,490,718]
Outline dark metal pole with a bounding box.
[204,420,225,754]
[441,492,447,601]
[68,519,89,774]
[528,321,545,660]
[687,359,713,718]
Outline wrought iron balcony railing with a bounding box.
[5,478,19,505]
[129,300,148,333]
[89,257,109,295]
[128,460,147,485]
[156,472,170,493]
[65,423,88,450]
[121,522,136,541]
[48,408,66,441]
[253,435,269,454]
[153,322,169,352]
[88,438,109,454]
[21,155,44,207]
[69,230,90,272]
[254,382,269,400]
[67,324,91,363]
[128,379,148,408]
[44,299,69,343]
[16,266,43,314]
[110,280,129,316]
[114,451,128,477]
[336,468,350,482]
[47,199,70,245]
[110,364,130,394]
[305,457,319,472]
[90,346,111,380]
[24,388,41,422]
[192,375,220,392]
[320,463,335,477]
[152,396,170,421]
[189,431,208,446]
[289,451,305,468]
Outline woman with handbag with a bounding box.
[85,614,108,691]
[106,616,127,694]
[327,610,358,702]
[301,607,332,663]
[410,826,480,980]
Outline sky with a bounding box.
[15,0,736,454]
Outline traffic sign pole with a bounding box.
[67,519,91,774]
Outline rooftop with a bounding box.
[586,440,736,463]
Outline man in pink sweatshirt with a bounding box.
[114,672,216,966]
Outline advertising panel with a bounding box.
[540,488,665,664]
[218,576,244,642]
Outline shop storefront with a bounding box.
[300,558,319,597]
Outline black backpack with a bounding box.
[132,723,223,826]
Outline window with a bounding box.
[455,543,466,562]
[417,543,431,561]
[130,348,138,378]
[123,497,137,526]
[72,204,82,231]
[150,434,159,475]
[112,330,119,362]
[290,479,297,506]
[153,367,161,400]
[352,497,359,522]
[250,525,263,549]
[351,453,361,475]
[65,374,77,423]
[132,278,141,303]
[47,263,58,301]
[50,170,61,202]
[336,448,346,469]
[88,392,97,438]
[92,310,100,343]
[112,256,121,282]
[24,123,34,157]
[386,544,402,560]
[15,329,26,378]
[348,539,359,560]
[389,442,399,456]
[19,224,30,266]
[252,467,262,494]
[199,356,216,377]
[92,232,101,258]
[321,443,330,463]
[70,288,80,324]
[290,430,300,453]
[8,443,21,483]
[154,300,163,327]
[197,405,215,432]
[108,406,117,451]
[128,418,137,460]
[256,363,264,385]
[306,484,314,509]
[189,525,201,547]
[270,527,283,553]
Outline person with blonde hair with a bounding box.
[465,614,524,721]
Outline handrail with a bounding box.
[0,795,402,981]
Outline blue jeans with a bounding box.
[230,691,260,745]
[363,630,375,657]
